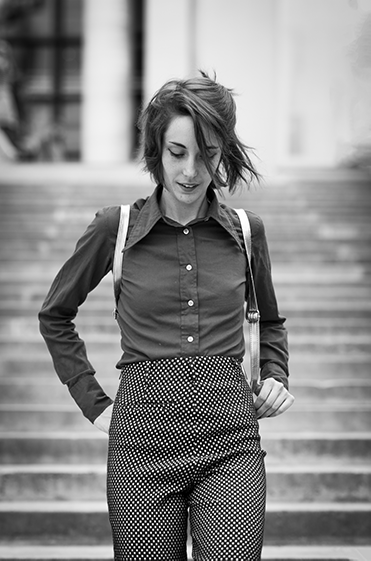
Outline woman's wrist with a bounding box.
[93,403,114,434]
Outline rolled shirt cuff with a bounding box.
[68,373,113,423]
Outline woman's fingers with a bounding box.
[267,391,295,417]
[254,378,295,419]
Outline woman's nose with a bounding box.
[182,157,197,179]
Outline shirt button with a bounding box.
[186,264,193,271]
[187,336,194,342]
[188,300,194,307]
[183,228,190,235]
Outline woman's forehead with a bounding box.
[164,115,220,148]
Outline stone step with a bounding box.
[0,545,115,561]
[260,432,371,465]
[2,280,371,301]
[0,501,112,545]
[266,465,371,503]
[263,502,371,545]
[2,377,370,404]
[2,226,370,251]
[1,161,368,182]
[2,321,371,344]
[2,262,369,283]
[0,378,118,405]
[0,432,370,466]
[3,313,371,335]
[6,217,369,243]
[283,317,371,335]
[3,315,371,338]
[7,193,367,209]
[1,352,371,379]
[4,184,368,200]
[262,545,371,560]
[1,544,370,561]
[2,216,368,237]
[3,182,370,198]
[3,249,371,265]
[0,500,370,545]
[2,222,371,245]
[3,205,370,222]
[3,220,371,242]
[3,296,371,317]
[2,240,371,258]
[0,464,370,503]
[4,252,370,265]
[1,334,370,356]
[2,176,370,194]
[9,301,368,321]
[285,379,371,401]
[0,545,116,561]
[0,432,109,465]
[3,314,371,337]
[2,296,371,321]
[2,191,370,211]
[2,294,371,316]
[0,311,361,329]
[2,192,370,210]
[0,402,370,433]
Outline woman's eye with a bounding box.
[169,150,184,159]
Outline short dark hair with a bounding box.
[137,72,260,192]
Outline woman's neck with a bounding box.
[160,190,209,225]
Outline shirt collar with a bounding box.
[125,184,243,251]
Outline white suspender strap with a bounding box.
[113,204,130,319]
[234,208,261,393]
[112,204,260,392]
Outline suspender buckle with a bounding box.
[247,310,260,323]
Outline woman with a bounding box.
[39,73,294,560]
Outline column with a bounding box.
[81,0,133,163]
[345,2,371,167]
[143,0,197,104]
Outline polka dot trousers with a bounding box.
[107,355,266,560]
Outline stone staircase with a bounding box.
[0,164,371,560]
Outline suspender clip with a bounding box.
[247,310,260,323]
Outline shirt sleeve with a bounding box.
[38,206,120,423]
[247,211,290,389]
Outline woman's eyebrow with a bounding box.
[169,141,186,148]
[169,141,218,150]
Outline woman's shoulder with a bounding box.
[222,204,265,239]
[95,195,146,225]
[95,196,148,235]
[93,205,121,239]
[244,209,264,233]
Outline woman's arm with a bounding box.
[38,206,120,423]
[248,211,294,418]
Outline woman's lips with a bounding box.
[178,182,198,189]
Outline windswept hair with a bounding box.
[137,72,260,193]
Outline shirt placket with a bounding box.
[177,226,199,355]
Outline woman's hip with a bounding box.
[109,355,262,459]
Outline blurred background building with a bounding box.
[0,0,370,171]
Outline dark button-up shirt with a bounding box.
[39,185,289,422]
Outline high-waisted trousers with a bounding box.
[107,355,266,561]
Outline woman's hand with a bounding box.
[253,378,294,419]
[93,403,113,434]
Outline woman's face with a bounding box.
[161,115,221,211]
